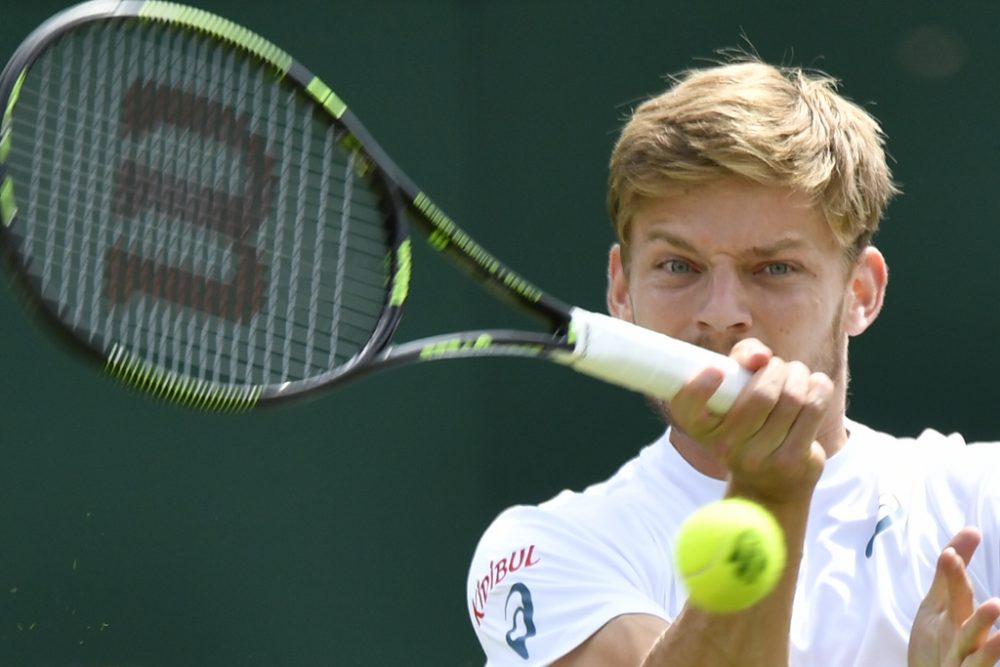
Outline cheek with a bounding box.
[760,289,839,340]
[630,287,690,332]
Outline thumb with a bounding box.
[729,338,772,373]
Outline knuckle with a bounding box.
[810,371,834,392]
[787,360,811,377]
[801,392,828,418]
[772,449,800,477]
[755,360,788,395]
[740,450,766,475]
[733,337,763,353]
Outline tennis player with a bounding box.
[467,57,1000,666]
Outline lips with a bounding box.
[692,334,746,356]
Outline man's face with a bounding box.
[609,179,856,384]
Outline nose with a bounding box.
[695,268,752,334]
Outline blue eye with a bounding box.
[763,263,792,276]
[662,259,692,274]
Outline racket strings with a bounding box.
[5,19,396,387]
[8,23,376,198]
[94,307,379,373]
[8,95,389,193]
[8,191,392,281]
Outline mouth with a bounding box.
[691,334,746,357]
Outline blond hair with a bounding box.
[608,59,899,264]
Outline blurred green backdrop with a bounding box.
[1,0,998,664]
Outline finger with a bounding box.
[739,360,812,471]
[926,530,983,607]
[701,356,791,465]
[925,546,961,606]
[944,546,976,625]
[760,366,826,450]
[948,527,983,566]
[729,337,773,373]
[667,352,785,459]
[672,366,725,415]
[970,628,1000,667]
[943,528,982,626]
[765,371,832,472]
[955,599,1000,667]
[725,355,788,427]
[967,634,1000,667]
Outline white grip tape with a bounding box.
[560,308,751,414]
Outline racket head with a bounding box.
[0,0,414,410]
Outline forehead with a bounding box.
[630,179,840,256]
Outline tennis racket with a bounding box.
[0,0,750,413]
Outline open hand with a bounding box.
[909,527,1000,667]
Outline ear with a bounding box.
[844,246,888,337]
[607,244,634,321]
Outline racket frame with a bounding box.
[0,0,577,410]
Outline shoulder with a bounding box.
[845,419,998,489]
[849,419,1000,520]
[466,441,681,666]
[850,421,1000,592]
[870,420,1000,473]
[846,419,973,465]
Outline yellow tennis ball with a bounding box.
[674,498,786,613]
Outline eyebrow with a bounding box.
[644,230,809,257]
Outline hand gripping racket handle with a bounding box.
[561,308,752,414]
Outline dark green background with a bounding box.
[1,1,998,665]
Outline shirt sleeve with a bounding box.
[945,439,1000,604]
[912,430,1000,607]
[466,503,670,667]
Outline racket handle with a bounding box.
[561,308,752,414]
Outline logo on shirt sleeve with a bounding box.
[470,545,540,626]
[505,583,536,659]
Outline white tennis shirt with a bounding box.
[467,420,1000,666]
